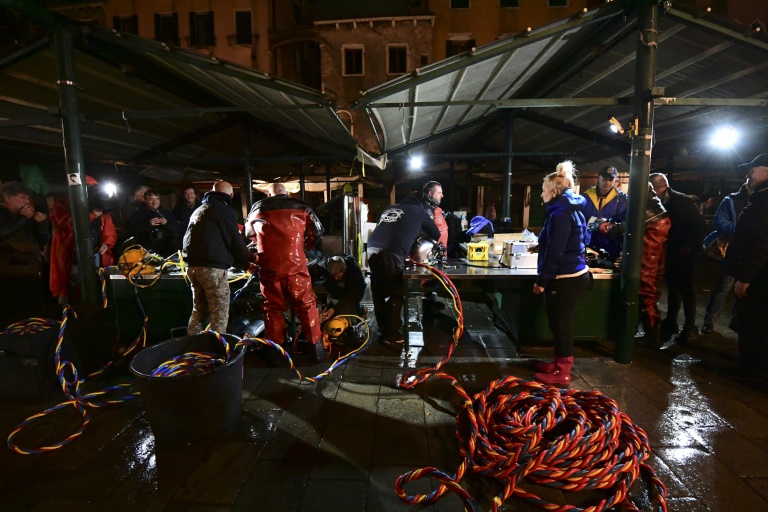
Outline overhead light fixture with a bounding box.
[608,116,639,137]
[103,182,118,198]
[608,116,624,134]
[409,155,423,170]
[710,126,739,149]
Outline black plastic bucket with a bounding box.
[129,332,245,447]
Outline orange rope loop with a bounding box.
[393,263,667,512]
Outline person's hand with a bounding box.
[18,203,36,219]
[533,284,545,295]
[598,222,614,236]
[247,262,259,274]
[98,244,109,255]
[527,244,538,254]
[322,307,335,321]
[32,211,47,223]
[734,281,750,299]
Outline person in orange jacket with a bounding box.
[245,183,327,361]
[50,179,116,303]
[49,194,74,304]
[422,181,448,247]
[89,194,117,268]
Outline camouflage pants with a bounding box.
[188,267,230,334]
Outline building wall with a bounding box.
[315,16,434,152]
[429,0,589,61]
[103,0,271,71]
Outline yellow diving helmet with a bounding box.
[322,316,351,342]
[118,246,155,275]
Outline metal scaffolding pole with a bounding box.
[54,26,98,305]
[502,113,514,222]
[616,0,659,364]
[242,123,254,210]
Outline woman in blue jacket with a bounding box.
[533,160,590,387]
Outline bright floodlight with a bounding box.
[410,155,423,170]
[608,116,624,134]
[104,182,118,197]
[710,126,738,149]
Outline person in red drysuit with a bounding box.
[50,177,117,302]
[245,183,327,361]
[49,194,74,303]
[598,183,671,347]
[421,181,449,309]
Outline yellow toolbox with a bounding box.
[466,242,490,261]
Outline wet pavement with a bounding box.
[1,257,767,511]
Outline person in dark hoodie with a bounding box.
[183,181,256,334]
[531,160,590,387]
[366,194,440,347]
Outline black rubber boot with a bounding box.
[660,318,679,342]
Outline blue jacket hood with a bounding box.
[546,188,586,213]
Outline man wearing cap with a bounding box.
[650,172,708,344]
[583,166,628,260]
[722,154,768,380]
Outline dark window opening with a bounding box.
[154,12,179,46]
[451,0,470,9]
[446,39,475,57]
[548,0,568,7]
[235,10,253,45]
[113,15,138,35]
[343,47,363,75]
[388,46,407,74]
[189,11,215,47]
[500,0,519,7]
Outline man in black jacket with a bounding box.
[183,181,255,334]
[127,189,184,256]
[650,173,708,343]
[0,182,51,327]
[366,195,440,347]
[310,254,366,320]
[723,154,768,380]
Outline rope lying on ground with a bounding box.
[6,306,139,455]
[241,314,371,382]
[395,262,668,512]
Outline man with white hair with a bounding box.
[650,172,708,344]
[245,183,327,361]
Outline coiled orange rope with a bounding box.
[395,262,667,512]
